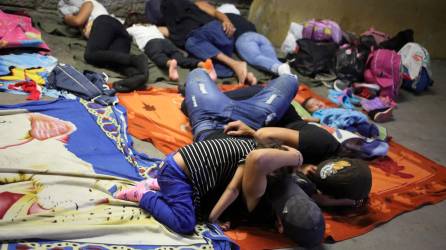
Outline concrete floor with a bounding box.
[1,22,445,250]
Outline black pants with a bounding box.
[85,15,148,92]
[84,15,132,67]
[144,38,200,69]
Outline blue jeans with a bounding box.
[185,20,235,78]
[185,69,299,141]
[236,32,282,74]
[139,154,196,234]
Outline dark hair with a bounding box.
[124,12,149,28]
[301,97,312,109]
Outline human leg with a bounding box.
[236,32,284,74]
[184,68,234,140]
[84,15,132,67]
[185,21,254,84]
[230,74,299,130]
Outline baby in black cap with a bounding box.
[295,157,372,208]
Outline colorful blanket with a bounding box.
[118,85,446,248]
[0,99,236,249]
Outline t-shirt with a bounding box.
[161,0,213,47]
[226,13,257,40]
[178,137,256,218]
[58,0,108,21]
[126,24,164,50]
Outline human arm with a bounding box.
[209,166,244,223]
[303,117,320,123]
[63,1,93,28]
[157,26,170,37]
[311,192,356,207]
[224,120,301,148]
[194,1,235,37]
[243,146,303,211]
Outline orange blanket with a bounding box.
[118,85,446,248]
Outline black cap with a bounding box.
[266,175,325,247]
[309,157,372,200]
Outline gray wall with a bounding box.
[249,0,446,59]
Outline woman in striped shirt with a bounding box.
[114,136,302,234]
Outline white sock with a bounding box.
[277,63,291,76]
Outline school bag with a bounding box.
[287,39,338,77]
[47,64,116,105]
[361,27,390,45]
[335,44,367,83]
[398,42,433,93]
[363,49,402,100]
[302,19,342,44]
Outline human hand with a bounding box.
[114,178,159,202]
[222,18,236,37]
[224,120,254,137]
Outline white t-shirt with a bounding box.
[126,24,165,50]
[85,0,108,21]
[58,0,108,21]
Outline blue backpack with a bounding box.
[402,67,433,94]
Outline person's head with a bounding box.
[145,0,164,25]
[302,97,327,113]
[124,12,149,28]
[307,157,372,202]
[267,174,325,247]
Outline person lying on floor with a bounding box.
[58,0,148,92]
[123,13,217,82]
[302,97,380,138]
[224,120,372,208]
[145,0,257,84]
[214,4,292,76]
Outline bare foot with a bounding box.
[245,72,257,85]
[232,61,248,84]
[201,59,217,81]
[219,221,231,231]
[168,59,179,81]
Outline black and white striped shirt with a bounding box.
[178,137,256,218]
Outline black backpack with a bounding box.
[335,44,367,83]
[287,39,338,77]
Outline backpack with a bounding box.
[302,19,342,44]
[398,42,433,93]
[287,39,338,77]
[363,49,402,100]
[361,27,390,45]
[47,64,112,101]
[335,44,367,83]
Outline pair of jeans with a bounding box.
[139,154,196,234]
[185,20,235,78]
[185,69,299,141]
[236,32,282,74]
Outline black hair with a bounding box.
[124,12,149,28]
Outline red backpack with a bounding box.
[364,49,402,100]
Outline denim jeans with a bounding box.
[185,20,235,78]
[236,32,282,74]
[185,69,299,141]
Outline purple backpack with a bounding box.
[302,19,342,43]
[364,49,402,100]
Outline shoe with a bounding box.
[277,63,291,76]
[333,79,350,91]
[361,97,389,112]
[373,107,393,123]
